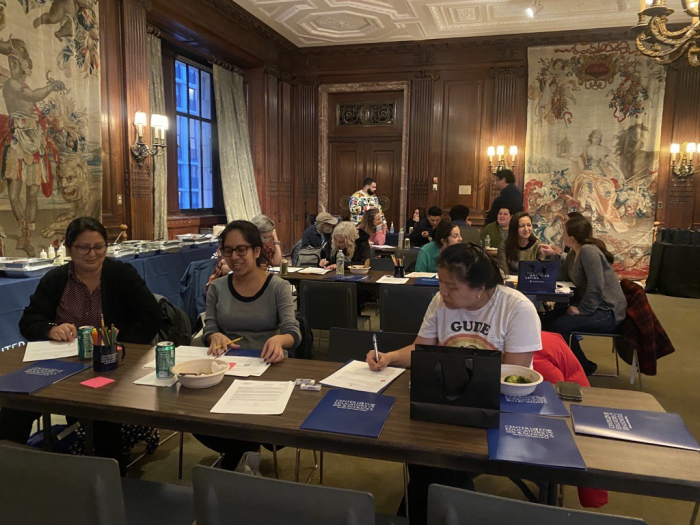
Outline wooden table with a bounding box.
[0,344,698,502]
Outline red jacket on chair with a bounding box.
[533,331,608,509]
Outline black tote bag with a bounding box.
[410,344,501,429]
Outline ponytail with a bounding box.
[438,243,504,290]
[566,216,615,264]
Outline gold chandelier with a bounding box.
[631,0,699,66]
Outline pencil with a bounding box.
[213,336,243,351]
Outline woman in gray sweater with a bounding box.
[198,220,301,469]
[551,216,627,376]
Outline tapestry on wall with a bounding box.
[0,0,101,258]
[524,41,666,279]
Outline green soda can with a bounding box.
[156,341,176,379]
[78,326,94,360]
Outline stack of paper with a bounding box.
[269,266,302,273]
[23,340,78,362]
[211,380,294,415]
[405,272,437,278]
[219,356,270,377]
[142,346,210,369]
[320,360,405,394]
[376,276,409,285]
[297,268,331,275]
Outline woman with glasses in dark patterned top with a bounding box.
[2,217,162,471]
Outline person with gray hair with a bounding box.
[250,214,282,266]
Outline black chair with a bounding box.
[328,327,416,363]
[370,257,395,271]
[299,280,367,330]
[0,444,194,525]
[568,330,640,388]
[379,285,437,333]
[427,484,647,525]
[396,248,419,273]
[193,465,408,525]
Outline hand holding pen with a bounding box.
[208,334,243,357]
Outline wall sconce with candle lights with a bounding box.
[670,142,697,179]
[131,111,168,167]
[487,144,518,174]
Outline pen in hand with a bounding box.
[373,333,379,363]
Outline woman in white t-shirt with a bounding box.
[367,243,542,371]
[365,242,542,525]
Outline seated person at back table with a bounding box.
[480,207,511,248]
[199,220,301,469]
[301,212,338,249]
[409,206,442,248]
[406,207,425,233]
[1,217,162,470]
[319,221,371,270]
[415,220,462,273]
[357,207,386,246]
[497,211,555,274]
[250,214,282,267]
[366,243,542,525]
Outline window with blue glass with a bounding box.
[175,59,215,211]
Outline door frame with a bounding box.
[318,82,410,226]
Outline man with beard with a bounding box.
[349,177,386,228]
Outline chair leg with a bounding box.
[304,450,321,484]
[272,444,279,479]
[42,413,52,451]
[403,463,410,520]
[690,501,699,525]
[294,448,301,482]
[178,432,184,480]
[319,451,324,485]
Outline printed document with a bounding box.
[133,372,178,387]
[376,276,409,285]
[321,360,405,394]
[211,380,294,415]
[24,340,79,362]
[219,356,270,377]
[405,272,437,278]
[143,346,210,369]
[297,268,331,275]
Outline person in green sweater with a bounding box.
[480,207,511,248]
[497,211,556,274]
[415,220,462,273]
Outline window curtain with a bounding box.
[148,33,168,240]
[213,65,261,221]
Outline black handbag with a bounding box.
[410,345,501,429]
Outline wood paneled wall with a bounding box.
[97,5,700,249]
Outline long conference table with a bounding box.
[0,344,698,504]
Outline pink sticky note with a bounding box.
[81,377,115,389]
[228,363,236,369]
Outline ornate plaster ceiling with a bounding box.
[231,0,687,47]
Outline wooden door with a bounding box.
[365,141,402,230]
[329,141,364,220]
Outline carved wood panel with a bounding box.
[408,73,435,215]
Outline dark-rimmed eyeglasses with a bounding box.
[72,243,107,256]
[221,245,252,257]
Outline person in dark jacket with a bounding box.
[319,221,371,269]
[300,212,338,249]
[409,206,442,248]
[1,217,162,470]
[485,169,524,225]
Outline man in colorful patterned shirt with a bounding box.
[349,177,387,227]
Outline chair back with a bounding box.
[292,313,314,360]
[427,485,647,525]
[459,227,480,245]
[153,294,192,347]
[379,285,437,333]
[396,249,419,272]
[369,257,395,271]
[0,444,127,525]
[193,465,376,525]
[299,280,358,330]
[328,328,416,363]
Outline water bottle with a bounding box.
[398,228,405,250]
[484,235,491,248]
[336,250,345,275]
[389,222,395,234]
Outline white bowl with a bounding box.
[500,364,543,397]
[172,359,228,389]
[348,265,370,275]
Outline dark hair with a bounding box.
[437,243,504,290]
[362,177,375,188]
[427,206,443,217]
[565,216,615,264]
[498,207,513,216]
[65,217,107,247]
[495,169,515,184]
[434,220,456,247]
[449,204,469,222]
[567,211,584,220]
[504,212,536,266]
[218,220,267,264]
[413,207,426,220]
[358,208,381,235]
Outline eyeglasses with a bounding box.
[221,245,252,257]
[71,243,107,256]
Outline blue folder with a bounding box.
[0,359,89,394]
[487,412,586,470]
[571,405,700,451]
[225,348,262,358]
[324,274,369,282]
[413,278,439,286]
[300,388,395,438]
[500,382,569,417]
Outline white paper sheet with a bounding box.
[218,356,270,377]
[405,272,437,278]
[210,380,294,415]
[371,245,397,250]
[23,340,79,362]
[320,360,405,394]
[297,268,331,275]
[376,276,409,285]
[269,267,302,273]
[142,345,211,369]
[133,372,178,387]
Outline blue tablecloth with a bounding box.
[0,244,217,352]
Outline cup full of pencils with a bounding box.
[391,254,405,278]
[91,321,125,372]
